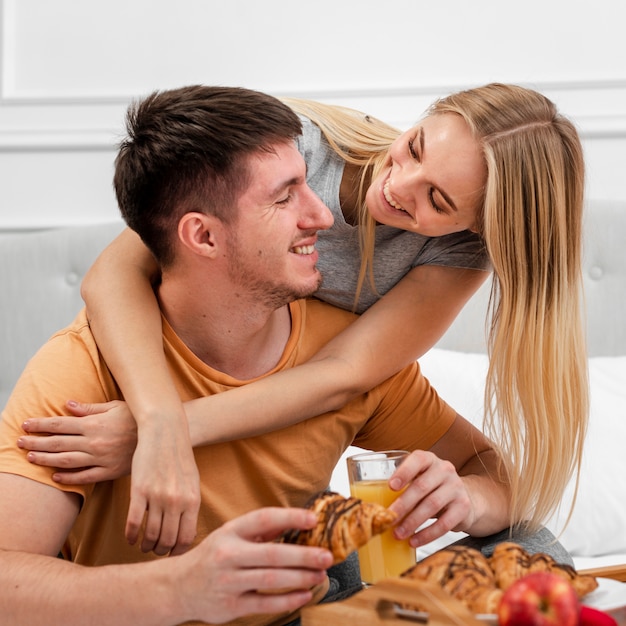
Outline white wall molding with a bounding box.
[2,0,625,147]
[1,80,626,151]
[1,0,624,227]
[0,129,119,151]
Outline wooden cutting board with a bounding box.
[301,577,485,625]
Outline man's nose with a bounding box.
[302,186,334,231]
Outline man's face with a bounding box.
[224,141,334,308]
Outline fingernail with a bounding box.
[389,477,402,491]
[395,526,407,540]
[21,421,30,430]
[67,400,78,408]
[17,437,24,448]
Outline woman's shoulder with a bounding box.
[295,115,322,154]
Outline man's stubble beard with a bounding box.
[225,234,322,310]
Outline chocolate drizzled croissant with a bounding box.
[400,542,598,614]
[490,542,599,598]
[279,491,397,564]
[402,545,503,614]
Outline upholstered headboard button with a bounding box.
[65,271,81,286]
[588,265,604,281]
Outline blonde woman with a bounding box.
[21,83,588,558]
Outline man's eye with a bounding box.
[276,195,292,206]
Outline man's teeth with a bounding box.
[292,245,315,255]
[384,180,406,212]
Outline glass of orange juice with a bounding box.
[346,450,416,584]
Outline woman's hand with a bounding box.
[386,449,476,548]
[126,410,200,557]
[18,400,201,557]
[18,400,137,482]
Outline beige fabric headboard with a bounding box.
[1,200,624,408]
[0,222,125,408]
[435,200,626,357]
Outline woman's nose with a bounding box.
[391,166,422,205]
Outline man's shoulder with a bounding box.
[288,298,356,363]
[9,308,108,406]
[48,308,93,338]
[302,297,357,323]
[42,309,100,357]
[294,298,356,346]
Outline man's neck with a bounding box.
[158,281,293,380]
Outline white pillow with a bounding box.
[418,349,626,558]
[545,356,626,556]
[418,348,488,430]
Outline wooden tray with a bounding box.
[301,577,484,626]
[580,564,626,583]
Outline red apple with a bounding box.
[497,571,580,626]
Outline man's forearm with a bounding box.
[0,549,182,626]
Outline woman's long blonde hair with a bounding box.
[281,97,399,302]
[284,83,589,532]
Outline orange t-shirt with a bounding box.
[0,297,456,625]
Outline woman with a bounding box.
[22,83,588,558]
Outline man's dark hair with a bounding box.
[114,85,303,266]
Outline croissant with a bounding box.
[402,545,503,614]
[490,542,599,598]
[400,542,598,614]
[279,491,397,563]
[487,542,530,590]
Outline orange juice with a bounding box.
[350,479,416,583]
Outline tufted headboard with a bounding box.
[0,221,125,408]
[1,200,625,408]
[435,200,626,358]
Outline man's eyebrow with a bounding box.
[268,176,303,197]
[422,127,458,213]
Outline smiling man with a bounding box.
[0,85,518,626]
[0,86,337,625]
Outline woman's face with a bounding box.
[365,113,486,237]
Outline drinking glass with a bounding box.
[346,450,416,584]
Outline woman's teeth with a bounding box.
[384,180,406,212]
[292,245,315,255]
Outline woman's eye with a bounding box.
[276,195,292,206]
[429,189,444,214]
[408,137,419,161]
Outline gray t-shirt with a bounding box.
[296,116,490,314]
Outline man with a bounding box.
[0,86,512,625]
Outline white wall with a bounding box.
[1,0,625,230]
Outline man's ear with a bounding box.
[178,212,222,258]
